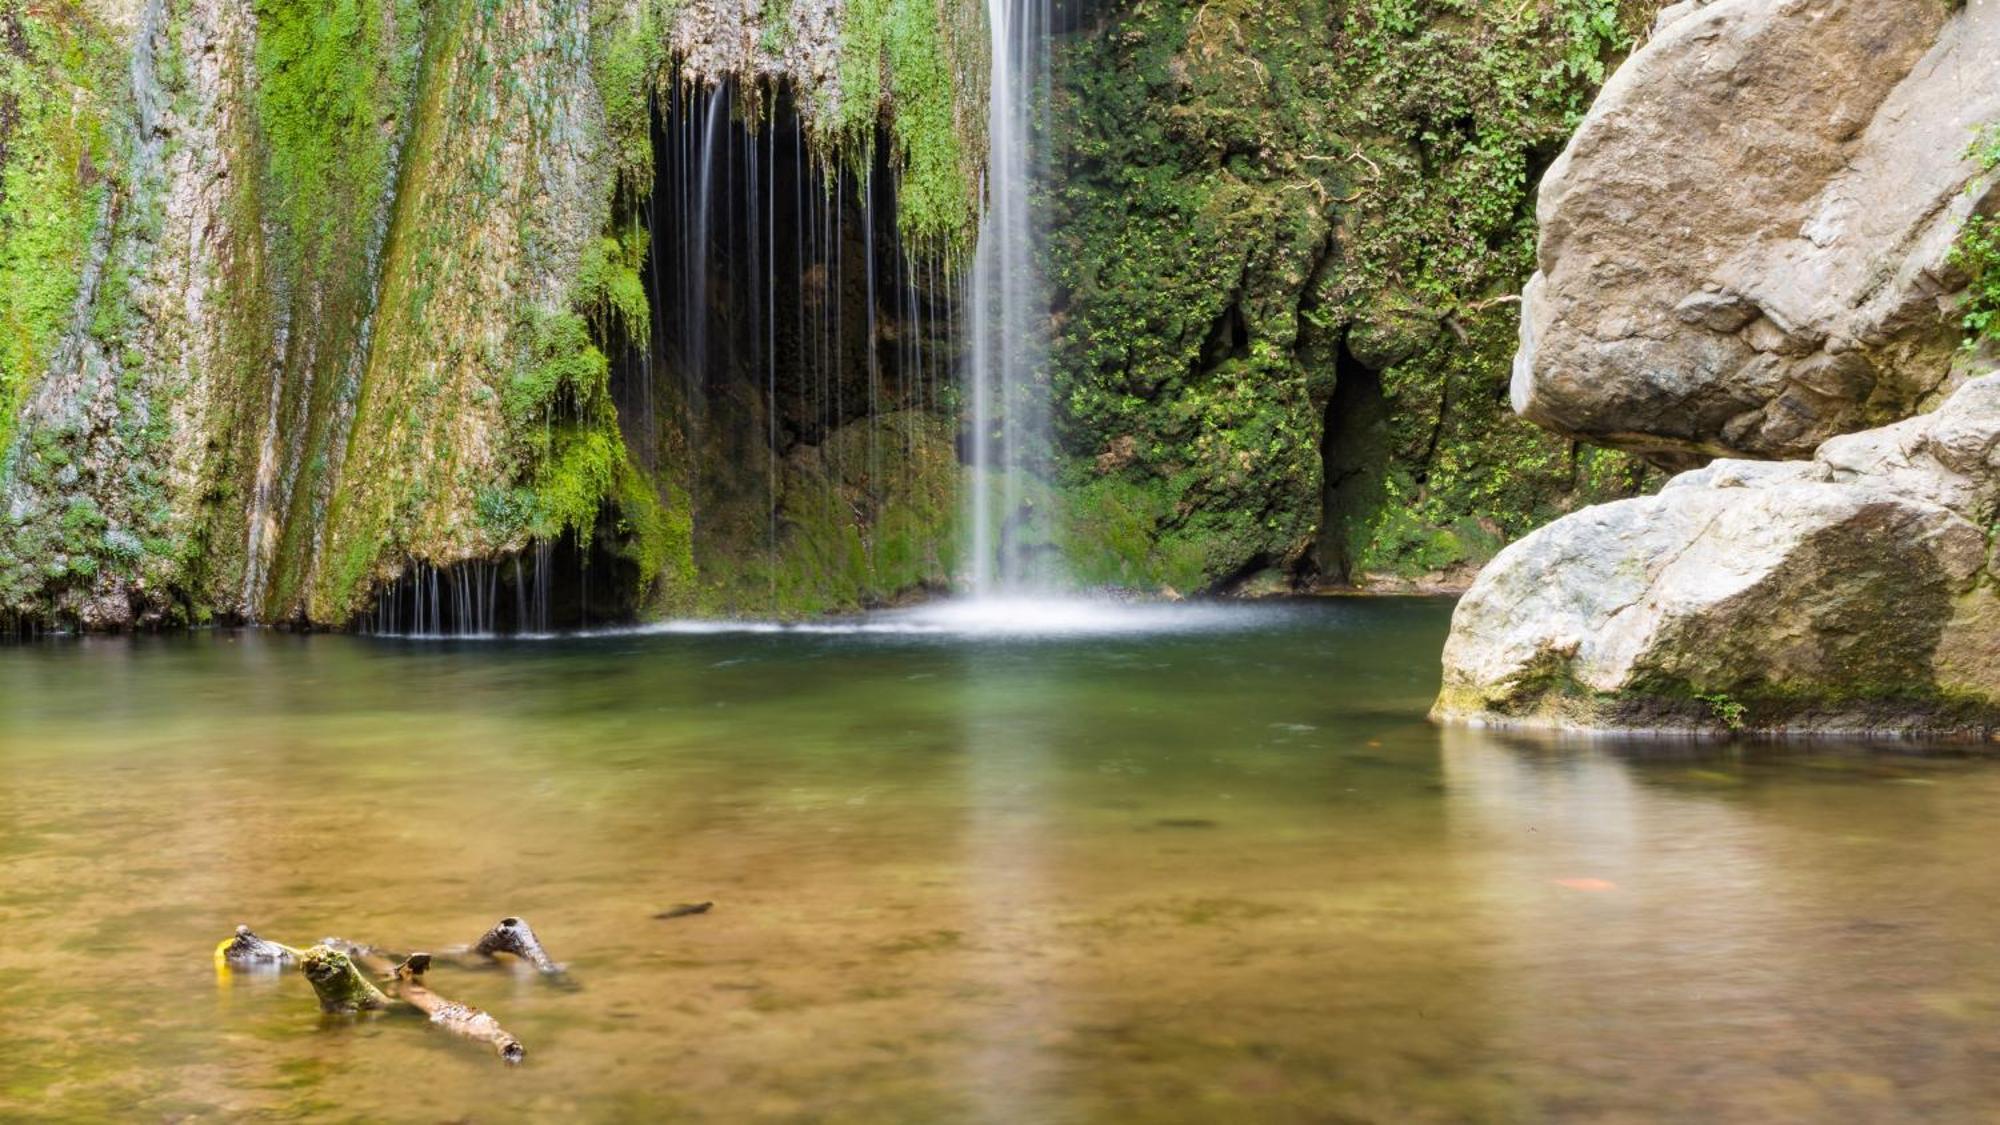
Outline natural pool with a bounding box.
[4,598,2000,1121]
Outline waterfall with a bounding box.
[965,0,1054,596]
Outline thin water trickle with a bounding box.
[687,82,728,418]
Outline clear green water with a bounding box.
[4,598,2000,1122]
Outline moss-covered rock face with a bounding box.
[0,0,981,630]
[1045,0,1664,589]
[0,0,1667,629]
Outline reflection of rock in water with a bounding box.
[1439,727,2000,1117]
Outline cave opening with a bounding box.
[1316,337,1392,587]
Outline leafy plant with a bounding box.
[1697,692,1748,733]
[1950,124,2000,348]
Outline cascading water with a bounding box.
[640,76,957,608]
[964,0,1055,597]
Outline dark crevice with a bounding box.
[1315,336,1392,586]
[354,522,639,636]
[1199,298,1252,371]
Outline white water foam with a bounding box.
[628,597,1278,640]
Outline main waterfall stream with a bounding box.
[7,600,2000,1120]
[964,0,1055,594]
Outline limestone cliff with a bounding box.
[0,0,981,630]
[0,0,1671,630]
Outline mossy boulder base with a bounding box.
[1438,374,2000,736]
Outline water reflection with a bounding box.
[1442,728,2000,1118]
[4,603,2000,1120]
[959,644,1060,1120]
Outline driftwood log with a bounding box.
[217,917,559,1064]
[301,917,570,978]
[215,925,299,969]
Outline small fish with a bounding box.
[1554,878,1617,893]
[654,902,714,920]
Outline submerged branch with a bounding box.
[216,925,300,970]
[217,917,563,1063]
[393,953,526,1063]
[470,916,565,975]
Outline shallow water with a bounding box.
[4,598,2000,1121]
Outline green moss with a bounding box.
[1048,0,1664,589]
[758,0,797,55]
[614,453,693,590]
[579,229,651,349]
[307,0,542,619]
[298,945,390,1014]
[837,0,978,252]
[1056,475,1208,592]
[489,218,688,596]
[0,1,115,460]
[254,0,432,620]
[592,0,669,190]
[253,0,423,277]
[685,411,959,619]
[1695,691,1747,732]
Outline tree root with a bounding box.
[219,916,560,1064]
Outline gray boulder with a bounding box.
[1514,0,2000,468]
[1435,374,2000,738]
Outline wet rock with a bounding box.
[1436,375,2000,738]
[1514,0,2000,466]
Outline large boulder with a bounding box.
[1436,374,2000,738]
[1514,0,2000,468]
